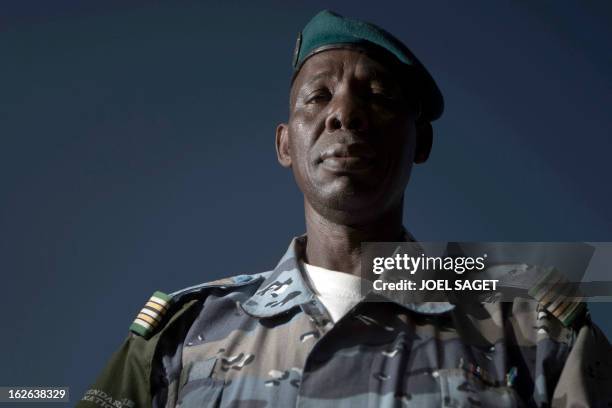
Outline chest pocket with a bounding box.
[177,357,224,408]
[437,369,524,408]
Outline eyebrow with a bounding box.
[301,71,335,89]
[361,66,397,85]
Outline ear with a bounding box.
[275,123,292,168]
[414,121,433,164]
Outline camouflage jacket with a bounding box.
[78,236,612,408]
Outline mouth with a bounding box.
[318,143,376,173]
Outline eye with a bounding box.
[305,88,331,104]
[371,87,398,101]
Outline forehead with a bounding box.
[293,48,399,87]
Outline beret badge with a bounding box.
[292,31,302,68]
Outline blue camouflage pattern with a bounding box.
[79,235,612,408]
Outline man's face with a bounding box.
[276,48,426,223]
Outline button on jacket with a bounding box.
[78,235,612,408]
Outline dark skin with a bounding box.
[276,48,432,276]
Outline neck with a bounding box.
[303,200,405,276]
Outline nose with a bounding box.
[324,90,368,133]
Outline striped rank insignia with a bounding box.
[528,267,585,327]
[129,291,172,338]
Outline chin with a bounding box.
[309,185,392,222]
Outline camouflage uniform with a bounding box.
[78,235,612,408]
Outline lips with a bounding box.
[319,143,376,172]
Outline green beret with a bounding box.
[292,10,444,121]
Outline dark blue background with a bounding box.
[1,1,611,405]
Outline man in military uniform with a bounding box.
[78,10,612,408]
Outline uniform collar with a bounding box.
[241,231,456,318]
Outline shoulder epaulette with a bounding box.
[129,273,266,338]
[129,291,172,338]
[527,267,586,328]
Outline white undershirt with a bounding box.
[300,261,366,323]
